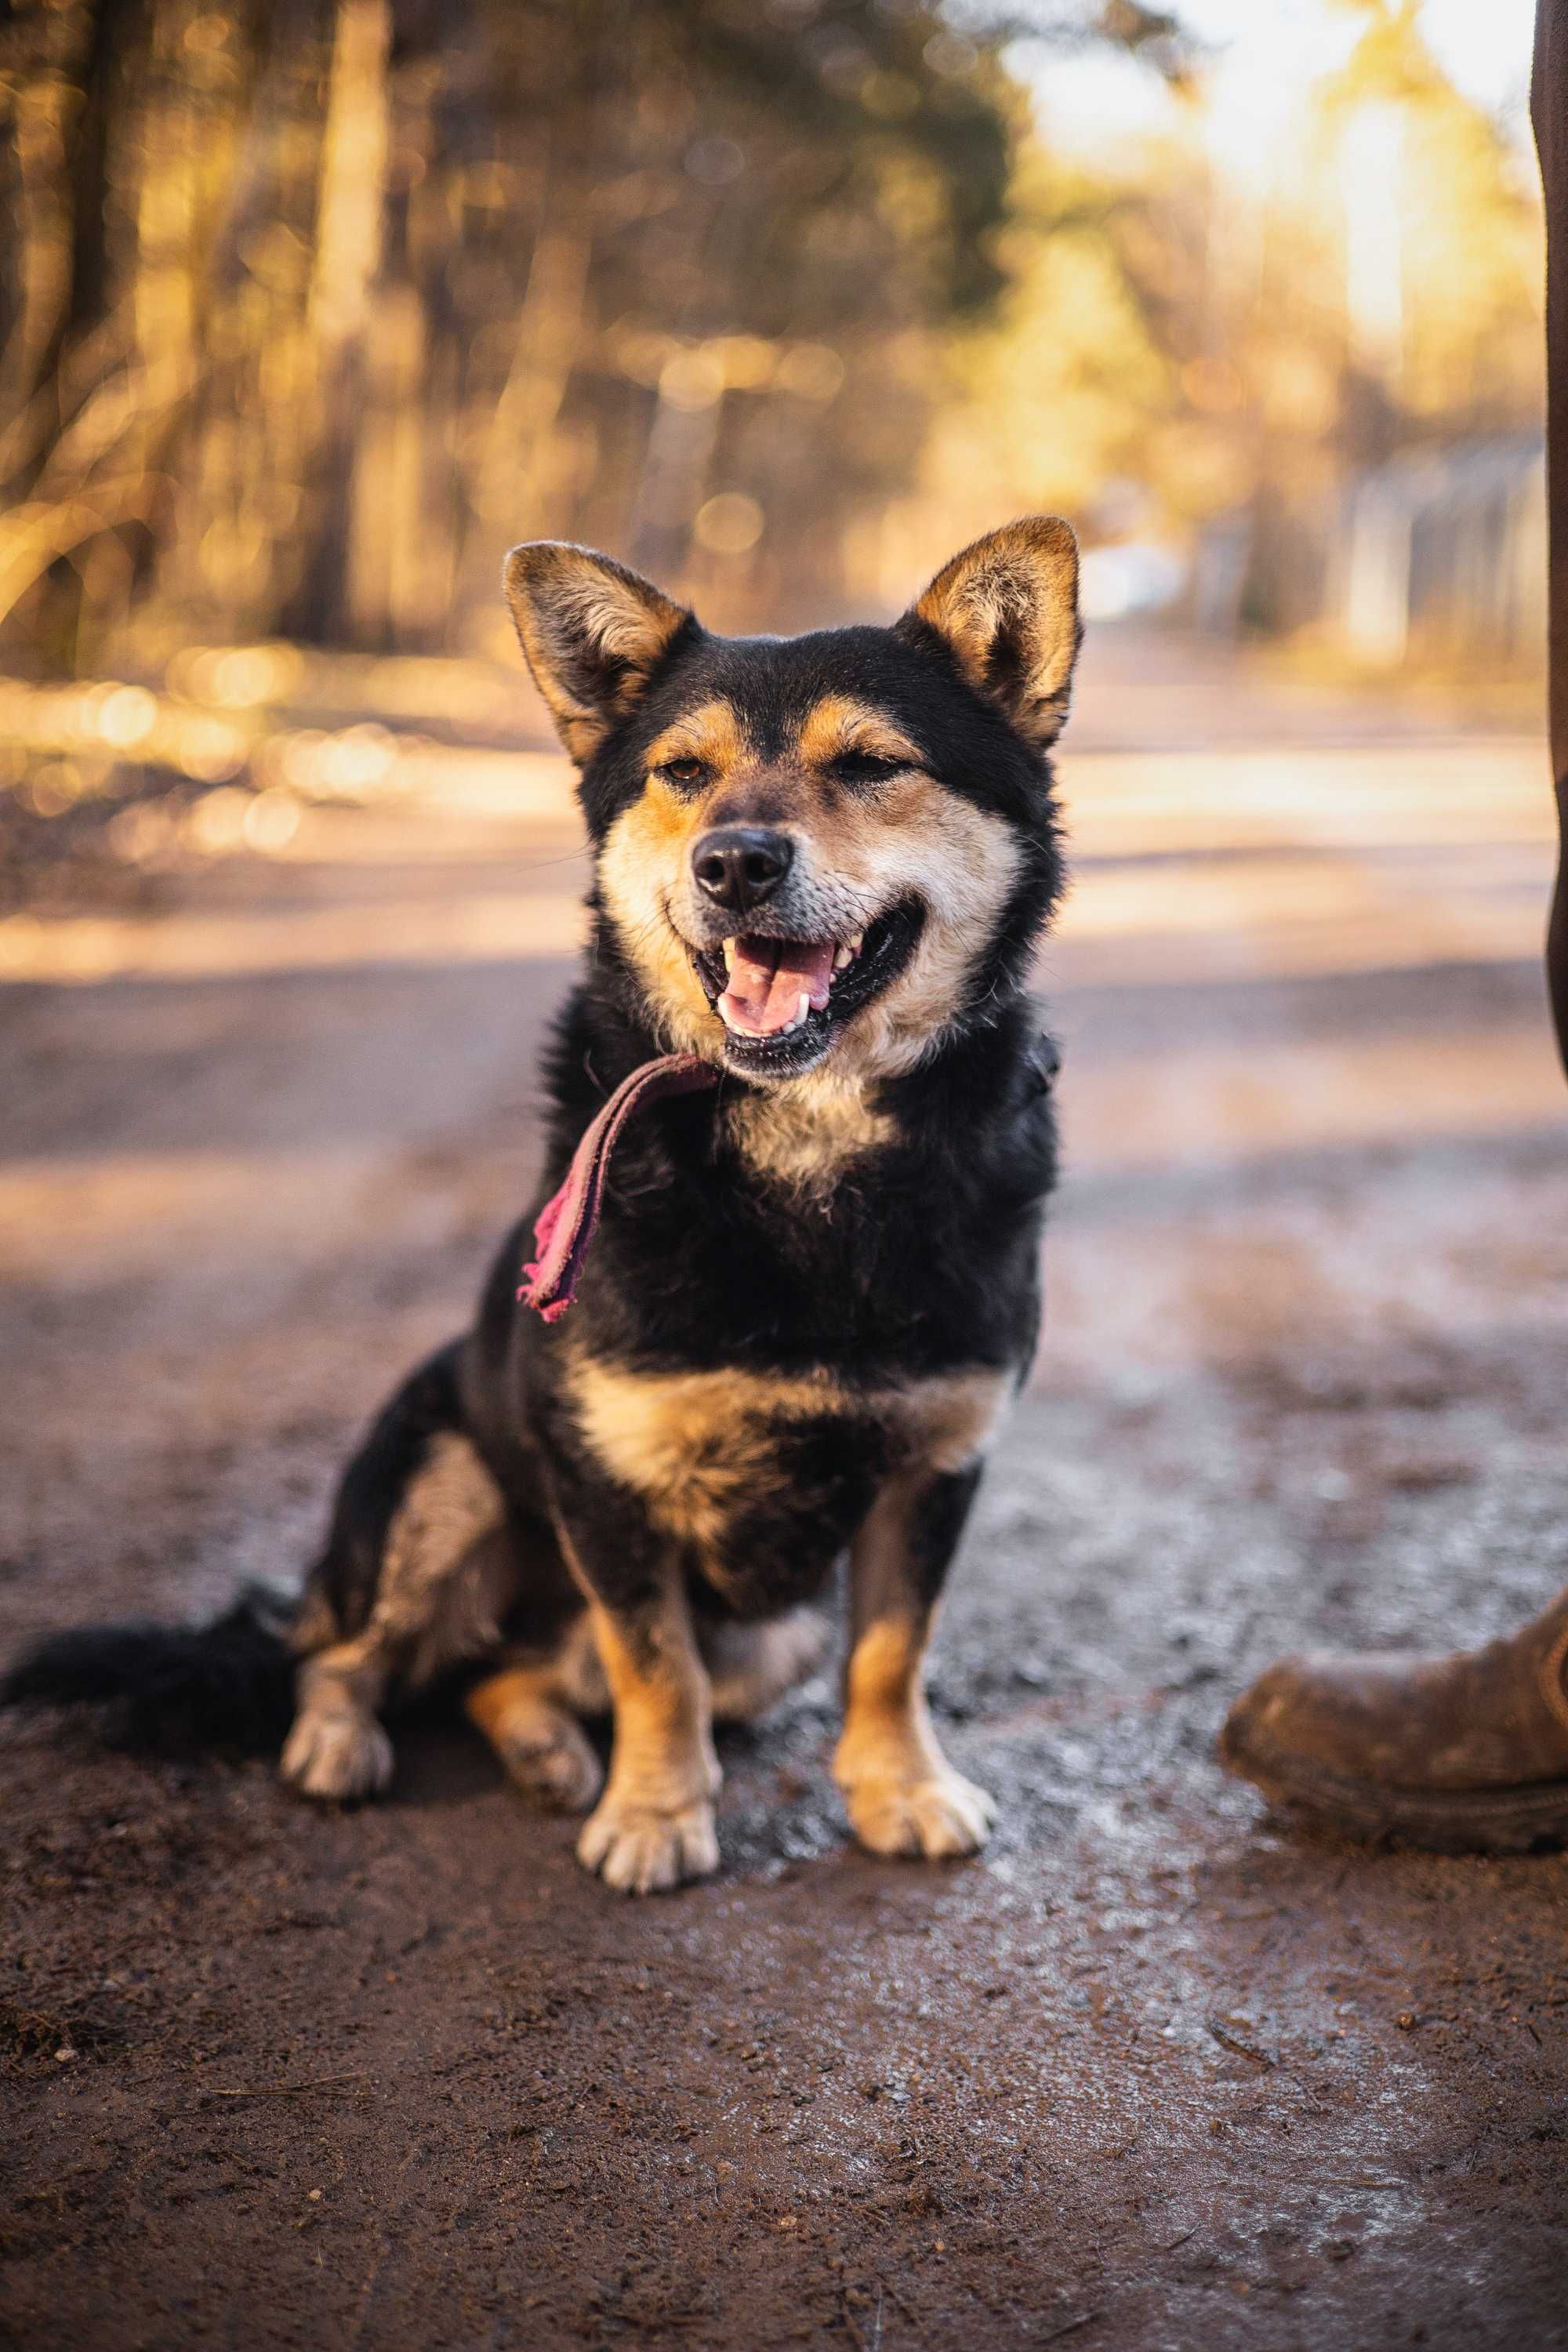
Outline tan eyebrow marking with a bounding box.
[797,695,924,771]
[644,699,744,775]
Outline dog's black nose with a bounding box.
[691,826,793,914]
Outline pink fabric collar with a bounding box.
[518,1053,720,1322]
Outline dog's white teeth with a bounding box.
[833,946,852,972]
[770,995,814,1037]
[722,938,736,971]
[848,931,864,957]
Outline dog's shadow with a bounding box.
[382,1707,795,1807]
[376,1699,913,1888]
[378,1714,519,1809]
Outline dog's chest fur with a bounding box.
[508,1052,1051,1618]
[523,996,1054,1373]
[563,1352,1011,1613]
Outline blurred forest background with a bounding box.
[0,0,1548,906]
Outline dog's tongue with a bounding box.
[720,935,836,1036]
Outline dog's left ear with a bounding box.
[897,517,1080,750]
[503,541,694,764]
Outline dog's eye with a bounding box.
[833,749,905,785]
[659,756,708,789]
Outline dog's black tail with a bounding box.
[0,1586,299,1755]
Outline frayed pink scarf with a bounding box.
[518,1054,719,1322]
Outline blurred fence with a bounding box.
[1192,436,1547,673]
[1334,436,1546,667]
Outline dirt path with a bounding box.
[3,629,1566,2350]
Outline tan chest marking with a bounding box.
[564,1356,1011,1553]
[724,1073,895,1196]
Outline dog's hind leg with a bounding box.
[281,1633,396,1800]
[282,1342,509,1802]
[464,1656,603,1813]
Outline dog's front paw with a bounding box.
[280,1708,394,1802]
[576,1795,720,1894]
[842,1766,996,1860]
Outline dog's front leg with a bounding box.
[834,1462,996,1860]
[550,1468,720,1894]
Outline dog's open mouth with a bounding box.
[687,899,924,1071]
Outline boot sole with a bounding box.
[1221,1738,1568,1856]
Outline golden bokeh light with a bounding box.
[693,493,765,556]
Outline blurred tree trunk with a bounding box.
[0,0,144,666]
[53,0,136,401]
[280,0,391,641]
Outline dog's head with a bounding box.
[504,521,1078,1083]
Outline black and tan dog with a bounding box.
[5,520,1076,1894]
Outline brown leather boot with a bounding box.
[1219,1586,1568,1852]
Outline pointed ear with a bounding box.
[897,517,1081,750]
[503,542,693,764]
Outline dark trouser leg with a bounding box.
[1537,0,1568,1067]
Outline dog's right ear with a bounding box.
[503,542,694,765]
